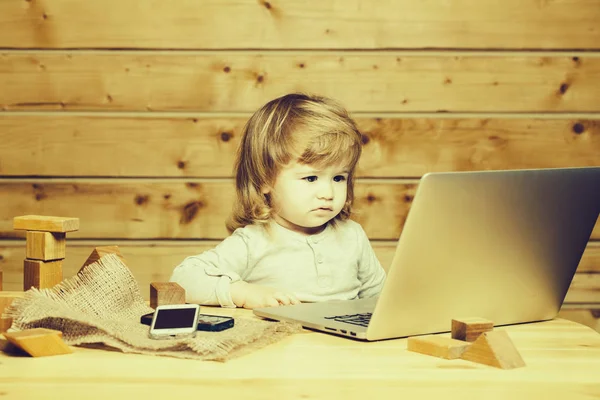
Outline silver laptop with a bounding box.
[254,167,600,341]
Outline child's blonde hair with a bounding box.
[227,93,363,232]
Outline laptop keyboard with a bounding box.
[324,312,372,327]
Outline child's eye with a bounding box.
[333,175,347,182]
[303,176,318,182]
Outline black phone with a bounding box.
[195,314,235,332]
[141,312,234,332]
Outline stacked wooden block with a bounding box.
[1,217,187,357]
[13,215,80,291]
[150,282,186,308]
[3,328,73,357]
[0,291,25,333]
[407,317,526,369]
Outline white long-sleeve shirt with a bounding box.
[170,219,386,307]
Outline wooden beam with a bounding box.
[0,115,598,178]
[0,241,598,305]
[1,53,600,112]
[0,0,598,49]
[0,181,598,241]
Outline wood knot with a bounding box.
[262,1,272,9]
[32,183,48,201]
[135,195,149,206]
[366,194,377,203]
[361,134,370,145]
[572,122,585,134]
[177,161,186,169]
[181,201,204,224]
[559,83,569,95]
[223,66,231,73]
[163,194,172,200]
[404,194,413,203]
[256,75,264,83]
[221,132,232,142]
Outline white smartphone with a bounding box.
[149,304,200,339]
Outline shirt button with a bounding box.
[316,256,324,263]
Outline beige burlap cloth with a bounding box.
[3,253,302,361]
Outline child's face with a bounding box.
[265,161,349,235]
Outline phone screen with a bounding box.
[153,307,198,329]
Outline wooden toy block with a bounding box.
[25,231,66,261]
[23,259,63,291]
[407,335,472,360]
[0,337,18,354]
[0,319,12,333]
[14,215,80,233]
[150,282,186,308]
[3,328,73,357]
[460,330,526,369]
[0,291,25,333]
[451,317,494,342]
[80,246,126,272]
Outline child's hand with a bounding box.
[230,281,300,309]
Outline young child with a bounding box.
[170,93,386,309]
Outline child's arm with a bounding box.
[170,232,248,307]
[230,281,300,309]
[354,224,387,298]
[170,231,299,308]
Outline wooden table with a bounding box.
[1,308,599,399]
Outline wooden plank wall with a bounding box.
[0,0,599,329]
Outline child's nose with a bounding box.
[317,181,334,199]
